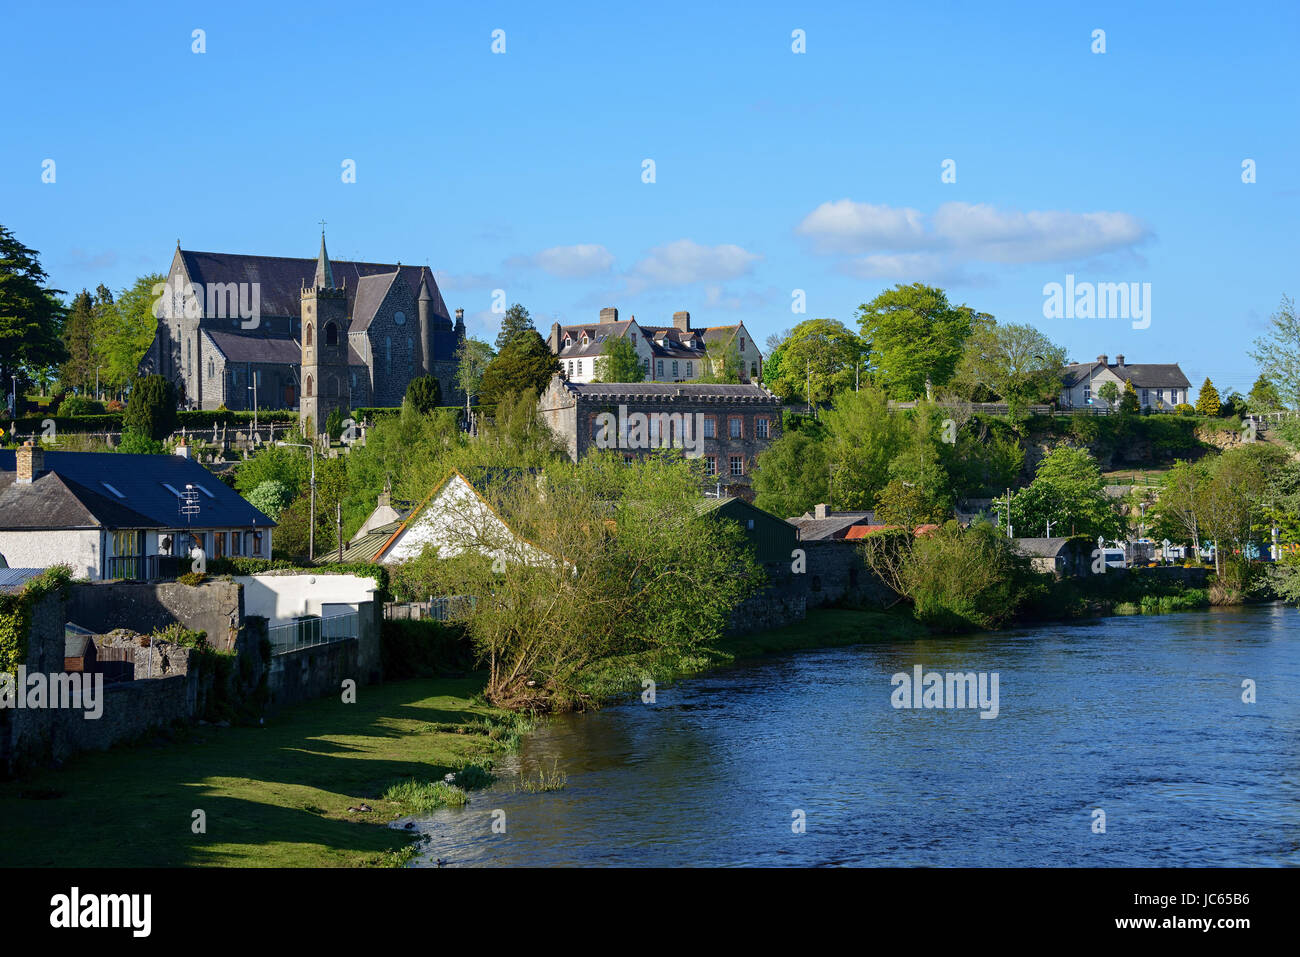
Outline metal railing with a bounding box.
[268,612,358,656]
[101,555,186,581]
[383,596,477,622]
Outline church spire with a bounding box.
[314,228,335,289]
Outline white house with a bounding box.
[1059,354,1191,411]
[547,308,763,385]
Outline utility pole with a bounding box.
[336,499,343,562]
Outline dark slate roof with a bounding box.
[204,329,367,367]
[1012,537,1075,558]
[559,381,780,403]
[348,271,401,333]
[0,470,164,530]
[1062,361,1190,389]
[789,511,876,540]
[0,450,275,529]
[178,249,451,323]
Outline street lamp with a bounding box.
[277,440,316,561]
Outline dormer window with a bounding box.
[564,336,572,347]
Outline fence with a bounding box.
[383,596,477,622]
[267,611,359,656]
[102,555,186,581]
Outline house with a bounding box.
[698,497,799,564]
[1012,537,1091,577]
[788,504,878,541]
[1059,354,1191,411]
[537,377,781,497]
[547,308,763,384]
[0,443,275,580]
[354,468,551,567]
[138,232,466,416]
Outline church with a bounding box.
[139,232,465,429]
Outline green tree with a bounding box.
[1119,379,1140,416]
[1096,381,1120,407]
[1246,375,1282,413]
[1195,377,1222,416]
[856,283,986,399]
[95,274,164,396]
[593,335,645,383]
[0,225,68,403]
[245,480,295,521]
[404,375,442,414]
[819,386,905,509]
[123,374,179,441]
[478,330,560,405]
[999,445,1123,540]
[60,290,97,393]
[751,429,830,518]
[455,337,495,411]
[494,302,535,351]
[1249,295,1299,408]
[764,318,864,405]
[697,339,743,384]
[949,322,1066,419]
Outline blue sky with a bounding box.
[3,0,1296,397]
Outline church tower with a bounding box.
[299,230,349,438]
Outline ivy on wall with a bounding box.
[0,565,72,676]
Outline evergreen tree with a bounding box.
[123,374,179,441]
[61,289,97,392]
[404,375,442,413]
[478,330,560,405]
[1119,379,1140,415]
[494,302,535,351]
[0,224,68,404]
[1247,375,1282,413]
[1195,377,1222,416]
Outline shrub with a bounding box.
[56,395,103,416]
[381,779,467,811]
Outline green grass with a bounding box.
[381,778,467,811]
[0,676,507,868]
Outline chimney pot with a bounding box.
[814,503,829,520]
[673,310,691,332]
[1097,354,1109,366]
[599,307,618,324]
[1116,354,1125,367]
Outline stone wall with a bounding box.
[802,539,894,608]
[66,581,243,651]
[267,638,357,711]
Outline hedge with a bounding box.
[205,556,390,595]
[380,618,475,679]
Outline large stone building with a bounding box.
[546,307,763,384]
[537,376,782,497]
[139,233,466,418]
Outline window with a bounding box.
[394,311,406,326]
[232,532,242,556]
[703,417,716,439]
[705,455,718,476]
[1083,386,1092,404]
[567,360,574,377]
[1141,389,1149,405]
[756,417,770,438]
[631,333,636,344]
[101,482,124,499]
[577,359,583,376]
[252,531,264,556]
[1156,389,1164,404]
[325,322,338,345]
[208,359,214,379]
[729,416,742,438]
[746,519,754,530]
[729,455,744,477]
[213,532,226,559]
[671,361,679,378]
[305,375,313,397]
[656,360,664,379]
[306,323,313,346]
[686,361,693,378]
[642,358,650,373]
[740,337,745,351]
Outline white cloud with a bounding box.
[512,243,615,278]
[434,270,499,291]
[796,199,1152,279]
[631,239,762,285]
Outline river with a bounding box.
[409,604,1300,866]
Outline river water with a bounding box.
[409,604,1300,866]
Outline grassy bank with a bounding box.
[0,676,519,868]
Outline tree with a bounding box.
[593,335,645,383]
[455,337,495,410]
[95,274,164,396]
[494,302,535,351]
[1119,379,1140,416]
[0,225,68,404]
[404,375,442,414]
[1247,375,1282,413]
[751,430,830,518]
[856,283,986,400]
[819,386,905,509]
[1150,459,1208,554]
[763,318,864,405]
[478,330,560,406]
[1249,295,1299,408]
[1096,381,1120,407]
[123,374,179,441]
[697,339,743,384]
[949,322,1066,419]
[1196,445,1278,575]
[1195,377,1222,416]
[245,480,295,521]
[60,290,97,393]
[998,445,1123,540]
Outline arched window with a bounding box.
[306,323,313,347]
[324,322,337,346]
[305,375,313,397]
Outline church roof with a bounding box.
[203,329,367,367]
[177,249,451,324]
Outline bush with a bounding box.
[124,375,180,440]
[381,619,475,679]
[116,429,165,454]
[57,395,104,416]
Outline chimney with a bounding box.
[814,503,829,520]
[599,307,618,324]
[1115,354,1125,367]
[174,441,191,460]
[673,310,691,332]
[15,441,43,484]
[549,321,562,353]
[454,308,466,337]
[1097,354,1109,366]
